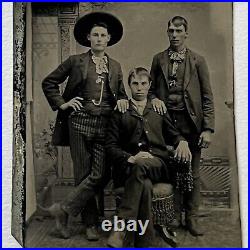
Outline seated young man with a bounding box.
[105,67,192,247]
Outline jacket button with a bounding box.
[190,111,195,116]
[145,131,149,134]
[184,94,188,99]
[113,93,116,97]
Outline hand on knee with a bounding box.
[134,152,153,167]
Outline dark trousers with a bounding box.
[169,110,201,218]
[118,157,168,242]
[61,111,110,225]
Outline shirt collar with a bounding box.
[131,98,147,109]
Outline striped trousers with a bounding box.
[61,111,110,224]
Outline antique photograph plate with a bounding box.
[2,2,248,248]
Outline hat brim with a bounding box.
[74,12,123,47]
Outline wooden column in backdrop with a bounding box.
[57,4,78,184]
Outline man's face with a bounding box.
[167,22,188,48]
[130,74,151,101]
[87,26,111,52]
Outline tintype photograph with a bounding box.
[12,2,242,248]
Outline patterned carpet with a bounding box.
[25,210,241,248]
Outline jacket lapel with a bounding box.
[143,100,154,116]
[79,51,90,81]
[183,49,196,90]
[159,49,169,89]
[107,55,114,82]
[128,100,142,119]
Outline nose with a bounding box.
[173,31,177,38]
[137,84,143,91]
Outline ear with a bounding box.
[87,34,90,41]
[148,80,152,88]
[185,32,189,39]
[107,34,111,42]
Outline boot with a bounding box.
[86,225,99,241]
[107,230,126,248]
[46,203,70,239]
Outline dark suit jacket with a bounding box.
[149,48,215,134]
[42,50,127,146]
[106,100,185,187]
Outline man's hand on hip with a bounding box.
[59,97,83,111]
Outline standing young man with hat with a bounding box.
[42,12,128,240]
[149,16,215,236]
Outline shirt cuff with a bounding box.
[174,135,187,147]
[127,156,136,164]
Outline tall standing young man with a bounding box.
[42,12,128,240]
[149,16,215,236]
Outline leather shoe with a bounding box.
[107,231,126,248]
[186,217,204,236]
[86,225,99,241]
[55,226,70,239]
[47,203,70,239]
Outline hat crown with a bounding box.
[74,12,123,47]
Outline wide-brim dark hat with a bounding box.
[74,12,123,47]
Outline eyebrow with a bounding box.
[168,27,183,31]
[92,32,108,35]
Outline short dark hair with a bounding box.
[128,67,151,86]
[168,16,188,32]
[89,22,109,34]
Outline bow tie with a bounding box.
[92,55,109,74]
[168,48,186,88]
[169,48,187,63]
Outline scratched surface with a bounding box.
[12,2,26,247]
[25,211,241,248]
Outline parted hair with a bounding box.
[128,67,151,85]
[168,16,188,31]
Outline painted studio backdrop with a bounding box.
[13,2,241,247]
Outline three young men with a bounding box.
[42,11,214,245]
